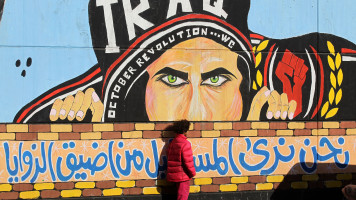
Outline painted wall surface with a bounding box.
[0,1,356,199]
[0,122,355,199]
[0,0,353,123]
[1,136,352,183]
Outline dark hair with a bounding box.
[237,56,252,121]
[172,120,190,134]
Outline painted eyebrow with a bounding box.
[201,67,236,80]
[153,67,188,80]
[166,61,192,67]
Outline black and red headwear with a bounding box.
[88,0,254,121]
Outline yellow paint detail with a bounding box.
[325,181,342,188]
[312,129,328,136]
[19,191,40,199]
[326,108,339,119]
[336,89,342,105]
[336,53,341,69]
[336,173,352,180]
[122,131,143,138]
[276,130,293,136]
[267,175,284,183]
[252,81,257,90]
[327,41,335,56]
[253,46,256,54]
[288,122,305,129]
[257,40,269,52]
[240,130,258,137]
[0,184,12,191]
[323,122,339,129]
[321,102,329,117]
[7,124,28,132]
[135,123,155,130]
[38,133,58,140]
[251,122,269,129]
[116,180,135,188]
[231,177,248,184]
[328,55,335,71]
[143,187,161,195]
[75,182,95,189]
[291,182,308,189]
[220,184,238,192]
[93,123,114,132]
[202,131,220,137]
[338,69,343,86]
[256,70,263,87]
[189,123,194,130]
[103,188,123,196]
[302,174,319,181]
[330,72,337,88]
[51,124,72,132]
[329,88,335,105]
[34,183,54,190]
[190,186,200,193]
[256,183,273,190]
[61,190,82,198]
[346,129,356,135]
[194,178,213,185]
[81,132,101,140]
[255,53,262,68]
[214,122,232,130]
[0,133,15,140]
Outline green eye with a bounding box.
[210,76,219,83]
[167,75,177,83]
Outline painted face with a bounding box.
[145,37,243,121]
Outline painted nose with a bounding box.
[186,86,206,121]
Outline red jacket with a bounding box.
[166,134,196,182]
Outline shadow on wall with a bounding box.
[271,162,355,200]
[157,124,177,199]
[154,124,354,200]
[156,144,354,200]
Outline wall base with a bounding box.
[68,188,343,200]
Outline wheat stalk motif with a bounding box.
[252,40,269,90]
[320,41,343,119]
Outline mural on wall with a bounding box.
[0,136,352,183]
[0,0,355,191]
[8,0,356,123]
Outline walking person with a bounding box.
[166,120,196,200]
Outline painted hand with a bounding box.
[49,88,104,122]
[276,50,309,116]
[247,86,297,121]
